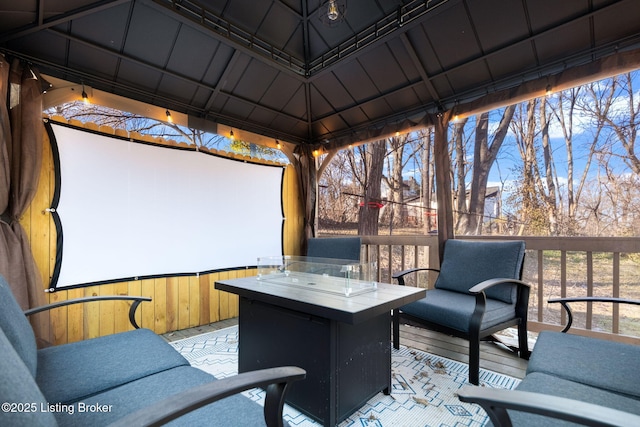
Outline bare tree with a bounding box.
[383,135,408,229]
[349,140,386,235]
[382,134,424,231]
[551,87,605,234]
[510,99,550,234]
[596,162,640,235]
[451,118,471,231]
[466,106,516,234]
[419,129,436,233]
[401,129,435,232]
[46,101,230,149]
[318,150,359,228]
[601,73,640,174]
[538,96,559,234]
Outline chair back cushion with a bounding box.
[0,275,38,377]
[307,237,361,261]
[434,240,525,303]
[0,328,57,426]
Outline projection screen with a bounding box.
[47,121,284,291]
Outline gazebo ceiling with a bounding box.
[2,0,640,148]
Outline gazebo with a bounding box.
[3,0,640,240]
[2,0,640,335]
[2,2,640,424]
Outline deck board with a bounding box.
[398,324,528,379]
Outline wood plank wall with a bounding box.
[21,117,303,345]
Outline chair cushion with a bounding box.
[37,328,190,404]
[0,328,57,427]
[0,275,38,377]
[509,372,640,426]
[435,240,525,303]
[54,365,279,427]
[307,237,361,261]
[527,331,640,399]
[400,289,517,333]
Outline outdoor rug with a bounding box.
[169,326,520,427]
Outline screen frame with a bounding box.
[46,120,285,291]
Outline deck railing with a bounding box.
[357,235,640,345]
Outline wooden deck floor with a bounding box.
[162,317,529,380]
[399,323,529,380]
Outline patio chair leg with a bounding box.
[392,309,400,350]
[518,322,530,360]
[469,338,480,385]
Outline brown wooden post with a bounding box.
[433,110,454,259]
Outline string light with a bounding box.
[276,140,281,149]
[165,109,172,123]
[229,130,235,140]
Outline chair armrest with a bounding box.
[458,386,640,427]
[108,366,306,427]
[469,278,530,294]
[24,296,152,329]
[392,267,440,286]
[468,278,531,346]
[548,297,640,333]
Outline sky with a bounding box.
[397,70,640,214]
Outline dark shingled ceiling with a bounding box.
[2,0,640,148]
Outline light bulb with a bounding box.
[328,0,339,21]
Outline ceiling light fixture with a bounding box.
[319,0,346,27]
[165,109,172,123]
[81,84,89,104]
[276,140,281,149]
[229,130,235,140]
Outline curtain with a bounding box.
[292,144,317,254]
[0,56,47,338]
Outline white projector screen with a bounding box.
[47,122,284,290]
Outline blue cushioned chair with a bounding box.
[392,239,531,385]
[307,237,362,261]
[458,297,640,426]
[0,275,305,427]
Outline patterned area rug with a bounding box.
[169,326,520,427]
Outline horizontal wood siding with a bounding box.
[21,118,302,345]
